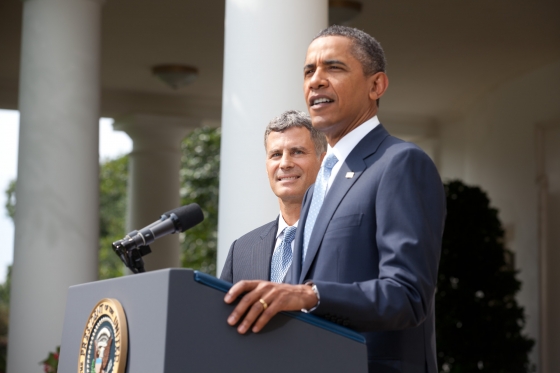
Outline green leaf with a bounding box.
[179,127,221,275]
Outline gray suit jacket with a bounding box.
[289,124,446,373]
[220,218,278,283]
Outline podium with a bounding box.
[58,269,368,372]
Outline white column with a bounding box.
[115,114,197,271]
[8,0,103,371]
[217,0,328,275]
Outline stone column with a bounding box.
[217,0,328,274]
[114,114,197,271]
[8,0,103,371]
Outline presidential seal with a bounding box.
[78,298,128,373]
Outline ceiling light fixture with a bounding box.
[152,64,199,89]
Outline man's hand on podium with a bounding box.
[224,281,318,334]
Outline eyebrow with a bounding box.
[290,146,309,153]
[267,148,281,155]
[324,59,348,67]
[304,59,349,71]
[267,146,309,155]
[303,63,315,71]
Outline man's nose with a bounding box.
[308,68,327,90]
[280,153,294,168]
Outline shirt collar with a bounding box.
[329,116,380,164]
[276,213,298,239]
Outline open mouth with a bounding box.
[310,97,334,107]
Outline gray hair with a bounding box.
[314,25,386,76]
[264,110,327,156]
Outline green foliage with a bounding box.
[179,127,221,275]
[2,183,15,372]
[98,156,129,279]
[4,180,15,220]
[0,266,10,373]
[40,345,59,373]
[0,266,11,314]
[1,181,15,372]
[437,180,535,373]
[1,182,15,372]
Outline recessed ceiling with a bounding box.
[0,0,559,122]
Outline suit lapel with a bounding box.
[252,218,278,280]
[298,125,390,282]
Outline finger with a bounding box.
[251,302,279,333]
[224,280,260,304]
[237,298,269,334]
[226,282,268,326]
[227,295,257,327]
[251,284,315,332]
[250,287,281,333]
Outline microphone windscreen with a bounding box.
[169,203,204,232]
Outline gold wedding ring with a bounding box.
[259,298,268,310]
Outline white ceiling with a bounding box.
[0,0,559,122]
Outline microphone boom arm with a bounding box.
[112,237,152,274]
[111,203,204,274]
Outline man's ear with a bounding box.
[319,151,326,163]
[368,72,389,102]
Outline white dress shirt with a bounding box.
[326,116,380,193]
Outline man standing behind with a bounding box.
[220,110,326,284]
[224,26,446,373]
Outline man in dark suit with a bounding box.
[220,110,326,284]
[224,26,445,373]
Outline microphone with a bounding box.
[112,204,204,273]
[123,204,204,249]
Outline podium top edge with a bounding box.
[193,271,366,344]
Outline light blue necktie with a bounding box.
[270,226,297,283]
[303,152,339,260]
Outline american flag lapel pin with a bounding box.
[345,172,354,179]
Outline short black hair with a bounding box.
[314,25,386,76]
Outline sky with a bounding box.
[0,110,132,282]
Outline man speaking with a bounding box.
[224,25,446,373]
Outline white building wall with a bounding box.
[439,118,467,180]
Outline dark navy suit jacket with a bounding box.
[220,218,278,283]
[288,124,446,373]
